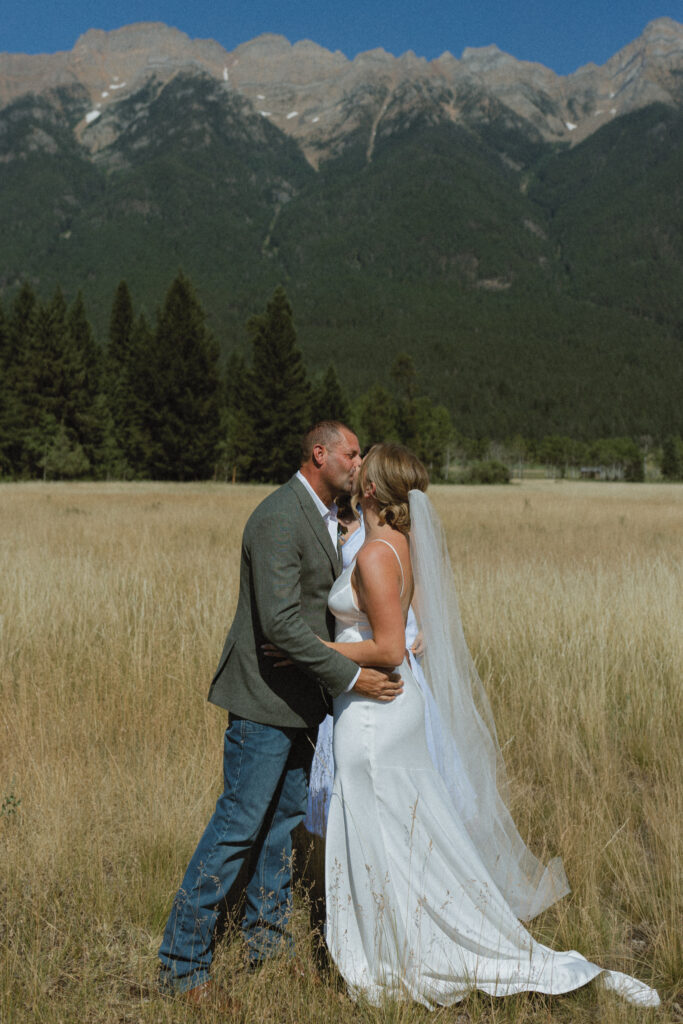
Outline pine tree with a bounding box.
[310,364,351,425]
[124,313,156,477]
[107,281,134,370]
[390,352,419,447]
[64,292,102,464]
[0,299,13,475]
[6,283,37,381]
[13,289,72,476]
[245,286,311,482]
[41,423,90,480]
[2,285,38,474]
[661,435,682,480]
[216,352,258,482]
[146,272,222,480]
[87,393,128,480]
[390,353,418,402]
[105,281,137,474]
[0,298,7,372]
[357,384,399,448]
[410,398,453,477]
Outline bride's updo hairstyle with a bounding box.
[358,443,429,534]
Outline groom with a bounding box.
[158,421,402,1003]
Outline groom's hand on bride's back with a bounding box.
[353,667,403,701]
[261,644,402,700]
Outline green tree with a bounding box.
[5,283,37,380]
[661,435,682,480]
[122,313,157,477]
[390,353,418,402]
[621,439,645,482]
[2,284,38,474]
[105,281,138,474]
[64,292,102,462]
[310,364,351,425]
[245,286,311,482]
[86,393,128,480]
[0,299,12,474]
[40,423,90,480]
[12,289,72,476]
[216,352,258,482]
[539,435,582,478]
[387,351,453,473]
[587,437,643,480]
[146,272,222,480]
[503,434,532,479]
[357,384,399,448]
[410,398,453,478]
[0,298,7,371]
[390,352,419,447]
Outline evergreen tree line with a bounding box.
[220,310,455,484]
[0,277,455,483]
[0,274,680,483]
[0,274,222,480]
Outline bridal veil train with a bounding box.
[321,485,659,1008]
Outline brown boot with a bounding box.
[180,980,242,1015]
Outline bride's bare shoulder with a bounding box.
[356,533,410,577]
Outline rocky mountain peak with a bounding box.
[460,44,515,68]
[0,18,681,162]
[640,16,683,46]
[72,22,184,53]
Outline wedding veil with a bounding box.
[408,489,570,920]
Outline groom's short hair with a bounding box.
[301,421,349,463]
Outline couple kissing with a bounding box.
[158,421,659,1011]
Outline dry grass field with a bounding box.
[0,480,681,1023]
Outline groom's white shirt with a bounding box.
[295,470,359,692]
[296,470,339,549]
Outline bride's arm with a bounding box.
[324,543,406,668]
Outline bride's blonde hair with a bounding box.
[358,443,429,533]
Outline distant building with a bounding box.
[580,465,624,481]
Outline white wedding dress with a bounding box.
[324,536,659,1009]
[304,518,473,838]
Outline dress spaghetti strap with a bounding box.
[366,538,405,596]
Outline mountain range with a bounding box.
[0,19,682,439]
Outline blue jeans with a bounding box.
[158,716,315,993]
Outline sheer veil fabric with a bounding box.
[408,489,569,920]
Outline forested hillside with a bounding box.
[0,22,682,469]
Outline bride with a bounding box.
[317,443,659,1009]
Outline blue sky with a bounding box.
[2,1,679,75]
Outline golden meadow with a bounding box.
[1,481,680,1023]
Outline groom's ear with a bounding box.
[311,442,326,467]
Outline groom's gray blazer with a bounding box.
[208,474,357,728]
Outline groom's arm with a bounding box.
[249,508,402,701]
[248,508,358,698]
